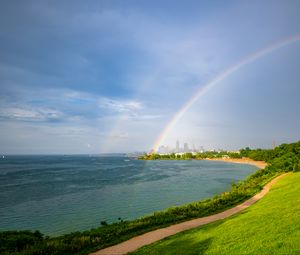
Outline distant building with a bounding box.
[192,144,196,152]
[176,140,180,153]
[184,142,189,152]
[228,150,240,154]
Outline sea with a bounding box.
[0,155,257,236]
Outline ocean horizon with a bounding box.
[0,155,257,236]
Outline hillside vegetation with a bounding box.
[1,141,299,255]
[133,172,300,255]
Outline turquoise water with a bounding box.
[0,155,257,236]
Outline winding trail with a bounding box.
[91,173,288,255]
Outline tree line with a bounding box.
[140,150,246,160]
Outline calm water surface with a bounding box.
[0,155,257,236]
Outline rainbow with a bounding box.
[151,34,300,153]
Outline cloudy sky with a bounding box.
[0,0,300,154]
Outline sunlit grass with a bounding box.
[132,172,300,255]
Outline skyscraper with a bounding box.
[176,140,180,153]
[184,142,189,152]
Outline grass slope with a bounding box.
[132,173,300,255]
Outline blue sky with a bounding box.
[0,0,300,154]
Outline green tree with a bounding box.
[293,162,300,172]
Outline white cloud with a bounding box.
[0,106,64,122]
[98,97,142,113]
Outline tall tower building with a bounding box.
[184,142,189,152]
[176,140,180,153]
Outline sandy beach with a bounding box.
[204,157,268,169]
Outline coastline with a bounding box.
[204,157,268,169]
[91,173,287,255]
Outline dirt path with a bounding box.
[90,173,287,255]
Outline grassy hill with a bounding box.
[132,172,300,255]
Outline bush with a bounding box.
[293,162,300,172]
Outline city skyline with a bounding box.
[156,139,247,154]
[158,140,211,154]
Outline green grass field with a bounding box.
[132,172,300,255]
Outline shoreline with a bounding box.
[91,173,287,255]
[204,157,268,169]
